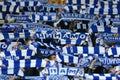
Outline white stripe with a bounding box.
[52,16,56,20]
[0,68,2,74]
[16,6,19,13]
[62,47,67,53]
[111,27,118,33]
[0,2,4,5]
[99,76,106,80]
[8,68,14,74]
[78,47,83,54]
[108,48,113,56]
[60,39,66,44]
[11,50,17,56]
[9,6,14,12]
[116,47,120,55]
[29,2,34,6]
[19,33,25,38]
[30,60,36,67]
[56,55,62,62]
[18,69,24,76]
[0,52,5,57]
[2,6,7,12]
[99,47,105,54]
[73,5,77,10]
[74,0,77,4]
[20,60,25,67]
[0,13,2,19]
[64,55,69,62]
[43,16,48,21]
[97,26,104,32]
[88,47,94,54]
[21,50,27,56]
[113,8,118,14]
[81,0,85,4]
[94,8,100,14]
[112,4,117,8]
[91,0,95,5]
[104,9,109,14]
[12,2,16,6]
[73,56,78,63]
[71,39,76,44]
[64,6,69,11]
[21,2,25,6]
[41,60,47,67]
[8,33,14,39]
[8,60,14,68]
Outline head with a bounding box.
[25,36,32,45]
[48,54,56,60]
[82,41,88,46]
[73,20,78,25]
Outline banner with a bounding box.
[88,8,120,14]
[84,74,117,80]
[102,33,120,42]
[0,49,35,58]
[24,12,57,16]
[25,76,46,80]
[64,5,84,11]
[0,26,15,31]
[60,38,87,45]
[0,13,8,19]
[10,15,29,23]
[66,0,99,5]
[0,42,17,51]
[23,23,51,29]
[62,46,106,54]
[0,1,41,6]
[39,49,62,57]
[107,47,120,56]
[36,42,61,49]
[100,1,120,8]
[0,59,47,68]
[35,32,87,39]
[56,54,79,64]
[61,13,93,19]
[111,18,120,27]
[0,5,19,13]
[99,58,120,65]
[0,32,35,40]
[89,25,120,33]
[47,75,68,80]
[42,67,84,76]
[30,14,56,22]
[95,33,120,46]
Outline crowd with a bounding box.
[0,0,120,80]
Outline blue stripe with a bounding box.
[16,2,20,6]
[6,6,9,12]
[99,8,103,14]
[108,9,113,14]
[13,6,18,13]
[5,51,11,56]
[77,0,81,4]
[86,0,89,4]
[0,6,2,12]
[25,2,29,6]
[3,33,9,39]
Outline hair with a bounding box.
[48,54,56,60]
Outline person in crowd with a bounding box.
[47,0,66,4]
[81,41,88,46]
[46,54,59,68]
[95,34,104,47]
[69,20,78,32]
